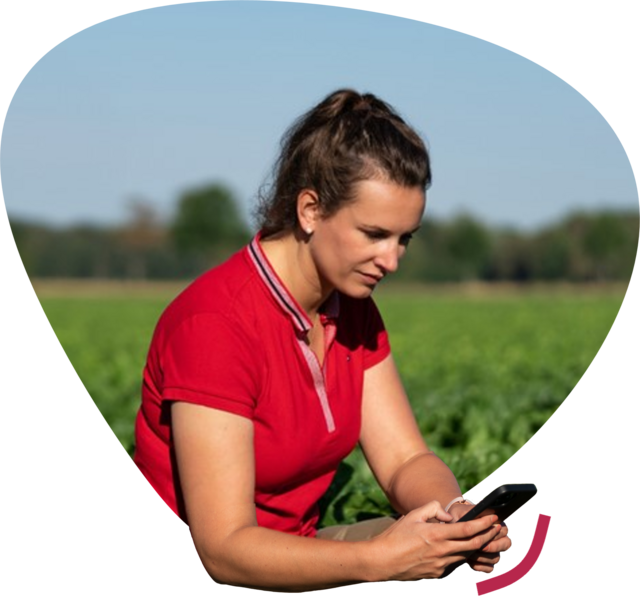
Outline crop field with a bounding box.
[38,282,626,526]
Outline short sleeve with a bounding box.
[362,298,391,370]
[161,313,261,419]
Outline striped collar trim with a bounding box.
[247,233,339,333]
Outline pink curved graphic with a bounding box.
[476,514,551,596]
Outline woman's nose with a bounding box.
[374,242,400,274]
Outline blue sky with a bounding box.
[1,1,637,231]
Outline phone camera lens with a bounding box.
[495,492,515,506]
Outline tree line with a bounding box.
[9,182,639,283]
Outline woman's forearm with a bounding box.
[385,451,463,515]
[197,454,465,591]
[195,525,376,591]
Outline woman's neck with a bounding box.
[259,232,332,320]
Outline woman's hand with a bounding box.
[467,522,511,576]
[446,502,512,574]
[365,501,503,582]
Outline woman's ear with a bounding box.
[296,189,321,235]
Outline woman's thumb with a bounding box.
[413,500,453,523]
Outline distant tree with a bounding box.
[445,215,492,280]
[555,210,638,281]
[115,199,167,279]
[8,219,39,275]
[582,212,630,279]
[419,219,465,282]
[171,183,250,267]
[489,230,534,282]
[530,228,571,280]
[8,219,55,278]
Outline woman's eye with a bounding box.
[362,230,414,246]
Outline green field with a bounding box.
[39,283,625,525]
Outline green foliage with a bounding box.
[10,207,638,282]
[41,288,623,526]
[171,183,250,264]
[386,209,639,284]
[445,215,492,279]
[9,181,252,280]
[530,229,571,280]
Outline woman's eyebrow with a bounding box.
[360,224,422,234]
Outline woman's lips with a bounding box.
[359,271,383,285]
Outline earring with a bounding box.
[305,227,313,235]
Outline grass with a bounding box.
[38,281,625,525]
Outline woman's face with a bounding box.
[307,178,426,298]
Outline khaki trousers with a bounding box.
[282,517,396,594]
[316,516,396,541]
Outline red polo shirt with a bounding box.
[134,234,390,536]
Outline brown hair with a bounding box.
[255,89,431,237]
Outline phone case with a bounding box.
[456,484,537,523]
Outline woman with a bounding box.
[134,89,511,591]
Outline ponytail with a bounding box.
[255,89,431,238]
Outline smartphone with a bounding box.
[456,484,537,524]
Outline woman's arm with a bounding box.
[359,355,511,571]
[171,401,502,590]
[360,354,464,511]
[172,402,369,590]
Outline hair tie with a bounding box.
[439,496,475,523]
